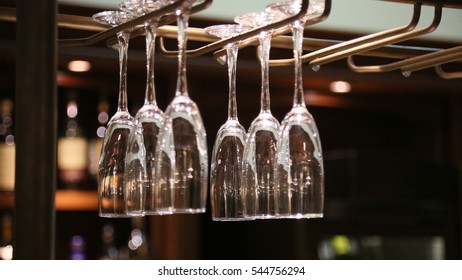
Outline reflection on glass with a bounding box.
[266,0,324,219]
[121,0,173,216]
[155,0,208,214]
[235,12,282,219]
[205,24,251,221]
[93,10,135,217]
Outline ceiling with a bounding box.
[58,0,462,44]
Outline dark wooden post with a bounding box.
[14,0,57,259]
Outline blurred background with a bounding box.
[1,0,462,260]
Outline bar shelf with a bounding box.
[0,190,98,211]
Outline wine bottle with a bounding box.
[0,99,15,193]
[57,89,89,189]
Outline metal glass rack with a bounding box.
[2,0,461,77]
[2,0,462,260]
[63,0,462,79]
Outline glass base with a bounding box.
[276,213,324,219]
[99,213,136,218]
[213,217,255,222]
[144,210,174,216]
[248,214,277,220]
[125,211,146,217]
[172,208,206,214]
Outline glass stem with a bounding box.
[145,20,158,105]
[292,20,305,108]
[259,31,272,114]
[175,7,190,97]
[227,43,239,121]
[117,31,130,112]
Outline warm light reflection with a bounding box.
[304,90,320,105]
[329,81,351,93]
[0,245,13,260]
[67,60,91,72]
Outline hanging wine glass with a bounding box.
[204,24,252,221]
[155,0,208,214]
[234,12,283,219]
[93,10,135,217]
[266,0,325,218]
[121,0,174,216]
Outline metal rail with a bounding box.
[309,3,443,69]
[58,0,213,47]
[1,0,461,77]
[267,2,422,67]
[157,0,322,58]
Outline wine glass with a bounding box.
[234,12,283,219]
[266,0,325,218]
[155,0,208,214]
[121,0,174,216]
[93,10,135,217]
[205,24,252,221]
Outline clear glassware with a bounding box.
[93,10,135,217]
[121,0,174,216]
[121,0,173,14]
[266,0,325,21]
[234,12,283,219]
[155,0,208,214]
[266,0,325,218]
[205,24,252,221]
